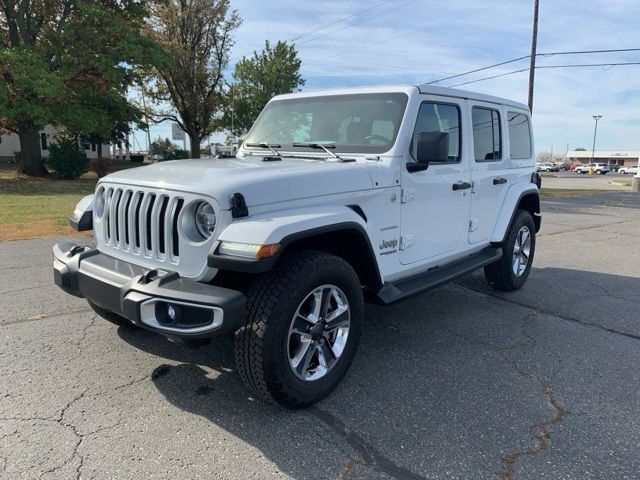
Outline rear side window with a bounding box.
[472,107,502,161]
[410,102,461,163]
[508,112,532,159]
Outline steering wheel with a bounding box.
[363,134,391,144]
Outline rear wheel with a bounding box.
[234,250,363,408]
[484,209,536,291]
[88,301,135,328]
[596,170,602,175]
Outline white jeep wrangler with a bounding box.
[54,85,541,408]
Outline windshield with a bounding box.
[244,93,409,154]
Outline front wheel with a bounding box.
[234,250,363,408]
[484,209,536,291]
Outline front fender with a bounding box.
[491,183,540,243]
[208,206,369,273]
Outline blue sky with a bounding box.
[141,0,640,155]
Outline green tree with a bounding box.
[0,1,161,176]
[222,40,305,137]
[145,0,240,159]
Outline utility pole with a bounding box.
[528,0,540,112]
[591,115,602,174]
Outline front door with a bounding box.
[467,101,508,244]
[400,98,471,265]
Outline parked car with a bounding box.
[558,162,573,171]
[608,164,620,172]
[54,84,540,408]
[619,165,639,175]
[536,162,559,172]
[574,163,610,175]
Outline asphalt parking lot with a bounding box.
[1,193,639,480]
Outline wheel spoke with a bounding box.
[309,290,323,324]
[324,309,349,332]
[319,287,332,321]
[318,341,337,370]
[521,229,530,247]
[294,342,317,377]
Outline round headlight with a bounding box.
[195,202,216,238]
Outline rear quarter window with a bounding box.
[508,112,532,159]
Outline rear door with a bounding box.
[467,102,509,245]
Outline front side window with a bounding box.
[508,112,532,159]
[410,102,461,163]
[472,107,502,162]
[244,93,408,154]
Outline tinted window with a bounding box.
[508,112,532,159]
[410,102,461,163]
[472,107,502,162]
[245,93,408,154]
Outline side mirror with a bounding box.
[407,132,450,173]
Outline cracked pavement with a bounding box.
[1,192,640,479]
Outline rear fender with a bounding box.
[491,184,540,244]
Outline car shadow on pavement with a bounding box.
[114,273,553,480]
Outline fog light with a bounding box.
[156,302,181,325]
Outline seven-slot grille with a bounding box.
[100,187,184,264]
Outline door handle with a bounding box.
[452,181,472,191]
[493,177,508,185]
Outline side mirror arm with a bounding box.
[406,162,429,173]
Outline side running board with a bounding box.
[372,247,502,305]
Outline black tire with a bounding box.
[234,250,363,408]
[484,209,536,292]
[88,300,135,328]
[596,170,602,175]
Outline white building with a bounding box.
[566,150,640,167]
[0,126,114,161]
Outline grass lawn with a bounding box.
[538,188,619,199]
[0,160,143,242]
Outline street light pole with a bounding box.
[590,115,602,173]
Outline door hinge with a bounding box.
[400,234,414,251]
[401,188,415,204]
[469,219,479,233]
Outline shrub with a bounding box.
[47,139,89,179]
[93,156,112,178]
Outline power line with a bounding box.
[537,62,640,69]
[288,1,392,42]
[427,56,530,84]
[295,0,419,47]
[428,48,640,85]
[307,0,514,64]
[448,62,640,88]
[449,68,529,88]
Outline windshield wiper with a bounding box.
[292,143,342,160]
[245,142,282,157]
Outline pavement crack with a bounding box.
[1,308,93,327]
[0,283,51,296]
[440,319,567,480]
[457,281,640,342]
[310,407,426,480]
[537,219,632,238]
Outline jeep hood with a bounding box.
[102,157,374,209]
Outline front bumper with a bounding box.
[53,241,246,341]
